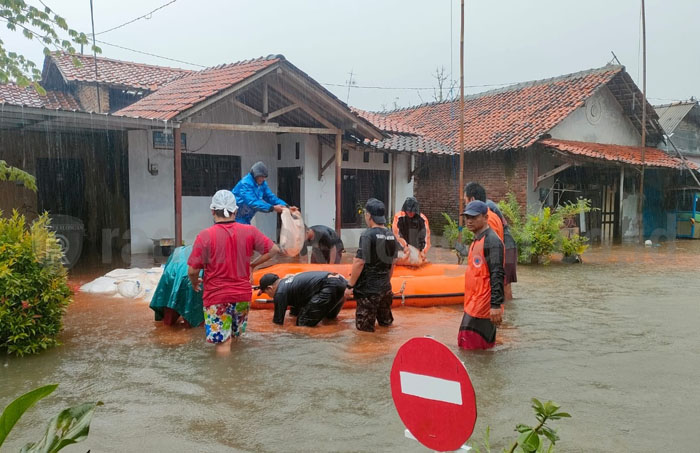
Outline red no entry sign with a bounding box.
[390,337,477,451]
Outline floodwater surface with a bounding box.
[2,243,700,452]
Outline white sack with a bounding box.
[80,276,118,295]
[395,245,424,267]
[279,208,305,257]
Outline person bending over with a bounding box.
[300,225,345,264]
[258,271,347,326]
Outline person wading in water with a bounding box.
[458,200,504,350]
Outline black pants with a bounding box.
[310,245,344,264]
[296,276,347,327]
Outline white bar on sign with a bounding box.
[399,371,462,405]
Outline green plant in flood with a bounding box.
[441,212,474,263]
[471,399,571,453]
[0,211,72,356]
[523,208,560,264]
[0,384,102,452]
[560,234,589,261]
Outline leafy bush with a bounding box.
[0,384,102,452]
[523,208,561,265]
[441,212,474,263]
[560,234,589,259]
[0,211,72,356]
[0,160,37,191]
[497,193,594,265]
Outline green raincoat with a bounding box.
[149,246,204,327]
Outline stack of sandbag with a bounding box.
[279,208,305,256]
[79,267,164,302]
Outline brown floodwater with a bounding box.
[2,242,700,452]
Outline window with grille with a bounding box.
[182,153,241,197]
[341,169,390,228]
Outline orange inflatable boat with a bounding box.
[251,263,465,309]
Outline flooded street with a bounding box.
[2,242,700,452]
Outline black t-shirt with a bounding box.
[354,227,397,297]
[272,271,330,324]
[396,213,428,250]
[300,225,344,255]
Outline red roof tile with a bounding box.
[48,52,192,91]
[378,65,624,153]
[0,84,81,110]
[540,139,697,170]
[351,108,418,134]
[115,56,281,120]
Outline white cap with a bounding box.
[210,190,238,218]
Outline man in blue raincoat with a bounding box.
[233,161,296,224]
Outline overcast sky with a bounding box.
[4,0,699,111]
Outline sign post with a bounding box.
[390,337,477,452]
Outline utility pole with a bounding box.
[458,0,465,227]
[637,0,647,243]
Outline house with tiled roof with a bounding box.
[41,52,192,113]
[2,52,418,261]
[357,65,698,242]
[654,100,700,166]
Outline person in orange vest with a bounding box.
[458,200,504,350]
[464,182,516,300]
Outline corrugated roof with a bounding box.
[654,101,696,134]
[0,84,81,110]
[47,52,192,91]
[540,139,697,170]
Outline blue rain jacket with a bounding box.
[232,173,287,224]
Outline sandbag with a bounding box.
[279,208,305,257]
[80,276,118,295]
[395,245,424,267]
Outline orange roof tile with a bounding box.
[377,65,625,153]
[48,52,192,91]
[0,84,81,110]
[115,56,281,120]
[540,139,697,170]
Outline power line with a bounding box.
[95,39,206,67]
[96,0,179,35]
[321,81,513,91]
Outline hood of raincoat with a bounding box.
[250,161,269,179]
[402,197,420,214]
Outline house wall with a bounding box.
[413,150,529,235]
[76,84,110,113]
[128,102,278,254]
[1,129,130,261]
[658,113,700,159]
[301,139,403,248]
[549,87,641,146]
[128,104,409,253]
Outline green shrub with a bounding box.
[0,211,71,356]
[560,234,589,258]
[522,208,561,264]
[441,212,474,247]
[497,193,595,265]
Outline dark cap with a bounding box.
[365,198,387,224]
[257,273,279,295]
[462,200,488,216]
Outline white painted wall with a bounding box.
[128,100,279,254]
[549,87,641,146]
[128,99,413,254]
[301,138,413,248]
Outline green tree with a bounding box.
[0,0,98,93]
[1,159,36,191]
